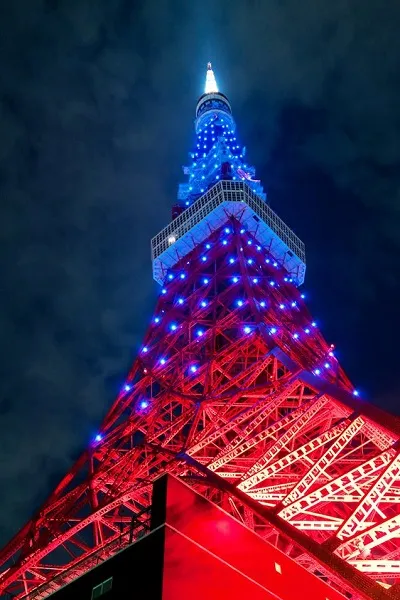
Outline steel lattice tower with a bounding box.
[1,64,400,600]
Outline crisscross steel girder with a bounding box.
[282,415,366,505]
[337,451,400,541]
[1,219,400,598]
[238,394,329,491]
[279,449,396,521]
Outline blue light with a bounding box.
[328,351,334,357]
[190,365,198,373]
[224,227,231,234]
[229,257,235,264]
[353,389,359,397]
[160,358,166,365]
[170,323,178,331]
[270,281,275,287]
[222,240,228,245]
[305,328,310,334]
[124,384,131,392]
[168,274,174,280]
[252,278,258,284]
[200,300,207,308]
[273,262,278,267]
[291,302,297,307]
[279,304,285,309]
[324,363,330,369]
[232,276,239,283]
[140,400,149,409]
[95,434,102,442]
[247,240,252,245]
[154,317,160,323]
[196,329,204,337]
[247,259,253,265]
[201,256,207,262]
[284,278,288,282]
[142,347,148,353]
[312,321,317,327]
[243,326,251,334]
[301,294,305,299]
[256,245,261,251]
[237,299,244,307]
[177,298,184,305]
[315,369,321,375]
[203,278,209,284]
[240,228,245,234]
[265,259,270,264]
[293,333,299,339]
[205,243,211,249]
[180,273,186,280]
[162,288,167,294]
[260,301,266,307]
[270,327,277,334]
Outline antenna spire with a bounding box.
[205,62,218,94]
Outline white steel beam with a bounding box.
[349,560,400,574]
[336,513,400,560]
[188,378,294,456]
[279,449,396,521]
[238,395,329,492]
[207,380,301,471]
[258,420,350,481]
[337,451,400,541]
[282,416,365,506]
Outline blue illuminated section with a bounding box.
[153,66,305,287]
[177,66,265,210]
[152,181,306,286]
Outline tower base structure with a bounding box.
[35,475,363,600]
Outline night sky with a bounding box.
[0,0,400,548]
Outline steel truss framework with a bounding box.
[1,217,400,599]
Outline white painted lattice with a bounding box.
[151,181,306,286]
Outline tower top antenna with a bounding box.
[204,61,218,94]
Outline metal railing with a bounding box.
[151,181,305,265]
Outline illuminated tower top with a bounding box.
[204,61,218,94]
[152,64,306,287]
[177,63,266,209]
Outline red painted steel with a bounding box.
[1,219,400,598]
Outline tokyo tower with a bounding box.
[1,63,400,600]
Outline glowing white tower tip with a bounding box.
[205,62,218,94]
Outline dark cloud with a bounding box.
[0,0,399,546]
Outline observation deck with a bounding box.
[151,180,306,286]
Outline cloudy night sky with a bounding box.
[0,0,399,547]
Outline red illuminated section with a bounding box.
[1,220,400,600]
[160,476,347,600]
[0,221,399,600]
